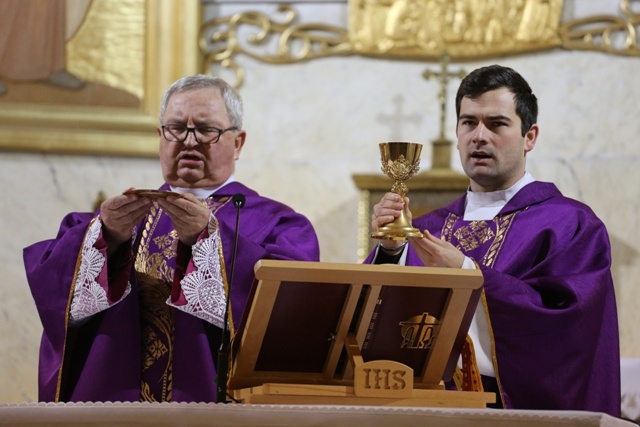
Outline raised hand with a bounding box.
[371,192,412,250]
[409,230,465,268]
[100,189,152,254]
[157,193,211,246]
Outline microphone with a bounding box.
[216,192,245,403]
[232,193,246,209]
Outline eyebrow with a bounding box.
[458,113,513,122]
[165,119,219,127]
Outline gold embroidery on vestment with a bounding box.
[440,211,519,269]
[136,196,233,402]
[453,221,495,251]
[137,202,176,402]
[441,213,458,242]
[482,212,517,269]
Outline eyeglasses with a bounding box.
[161,124,238,144]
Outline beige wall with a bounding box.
[1,0,639,402]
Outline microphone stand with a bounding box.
[216,193,245,403]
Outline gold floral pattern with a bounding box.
[441,211,520,269]
[453,221,495,251]
[137,202,176,402]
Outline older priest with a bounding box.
[23,75,320,403]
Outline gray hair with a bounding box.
[159,74,243,128]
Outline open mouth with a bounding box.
[180,154,201,161]
[471,150,492,160]
[178,151,203,162]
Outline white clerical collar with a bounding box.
[464,172,535,221]
[170,176,236,199]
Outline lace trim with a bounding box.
[69,218,132,324]
[167,216,227,328]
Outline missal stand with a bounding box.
[228,260,495,408]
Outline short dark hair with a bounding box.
[455,65,538,136]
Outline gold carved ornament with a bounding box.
[382,154,420,197]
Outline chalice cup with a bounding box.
[371,142,423,240]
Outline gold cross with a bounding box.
[422,53,467,140]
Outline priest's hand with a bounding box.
[157,193,210,246]
[100,191,151,254]
[409,230,465,268]
[372,192,412,250]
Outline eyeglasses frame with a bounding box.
[161,124,239,144]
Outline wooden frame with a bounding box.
[229,259,493,407]
[0,0,201,157]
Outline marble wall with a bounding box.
[1,0,639,403]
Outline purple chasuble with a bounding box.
[23,181,320,403]
[365,181,621,416]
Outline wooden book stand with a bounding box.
[228,260,495,408]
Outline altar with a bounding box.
[0,402,635,427]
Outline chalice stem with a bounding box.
[396,204,414,232]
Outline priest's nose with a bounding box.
[471,123,486,143]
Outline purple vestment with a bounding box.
[366,181,621,416]
[23,181,320,403]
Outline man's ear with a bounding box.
[234,130,247,160]
[524,124,539,154]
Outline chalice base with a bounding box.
[371,209,423,240]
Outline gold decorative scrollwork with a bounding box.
[560,0,640,56]
[199,4,350,87]
[199,1,640,87]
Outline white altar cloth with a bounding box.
[0,402,636,427]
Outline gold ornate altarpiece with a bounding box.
[200,0,640,87]
[199,0,640,259]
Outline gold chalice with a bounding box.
[371,142,423,240]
